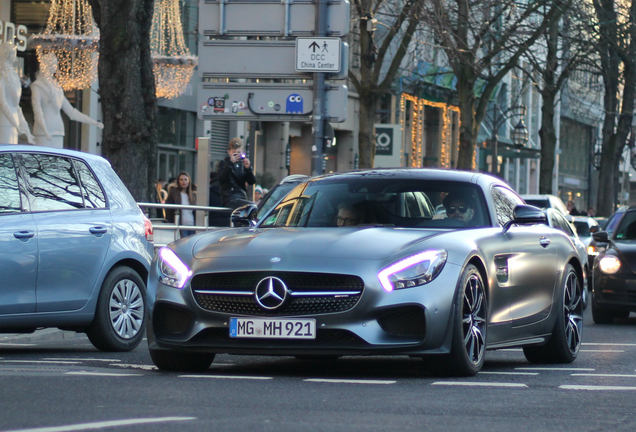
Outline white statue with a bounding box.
[31,53,103,148]
[0,43,34,144]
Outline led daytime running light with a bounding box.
[378,250,447,292]
[158,247,192,288]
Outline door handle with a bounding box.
[89,226,108,235]
[539,236,551,248]
[14,230,35,240]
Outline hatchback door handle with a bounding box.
[14,230,35,240]
[89,226,108,235]
[539,236,551,248]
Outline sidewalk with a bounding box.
[0,328,87,344]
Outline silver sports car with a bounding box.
[147,169,584,376]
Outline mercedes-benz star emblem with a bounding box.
[255,276,288,310]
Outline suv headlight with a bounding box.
[598,255,621,274]
[157,247,192,288]
[378,250,447,292]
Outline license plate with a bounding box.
[229,317,316,339]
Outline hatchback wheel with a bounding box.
[523,264,582,363]
[150,349,215,372]
[86,266,146,352]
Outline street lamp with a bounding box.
[486,104,527,176]
[511,118,529,148]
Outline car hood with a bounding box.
[192,227,443,260]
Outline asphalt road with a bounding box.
[1,307,635,432]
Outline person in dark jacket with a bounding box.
[165,171,197,237]
[218,137,256,209]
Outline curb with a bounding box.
[0,328,88,344]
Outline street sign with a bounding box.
[199,0,350,38]
[198,40,311,79]
[197,82,348,123]
[296,38,341,72]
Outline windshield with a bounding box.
[613,211,636,240]
[524,198,549,209]
[573,221,590,238]
[258,178,489,229]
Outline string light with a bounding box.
[399,94,460,168]
[30,0,99,91]
[150,0,198,99]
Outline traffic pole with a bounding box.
[310,0,328,176]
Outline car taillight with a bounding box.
[144,216,154,242]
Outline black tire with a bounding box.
[150,349,215,372]
[86,266,147,352]
[523,264,582,364]
[426,264,487,377]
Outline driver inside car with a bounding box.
[434,191,476,223]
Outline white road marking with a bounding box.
[110,364,157,371]
[65,371,143,377]
[571,373,636,378]
[560,385,636,391]
[515,367,595,371]
[304,378,395,384]
[432,381,527,388]
[2,417,196,432]
[0,343,35,347]
[580,349,625,353]
[179,375,273,380]
[479,371,539,376]
[44,358,121,363]
[0,360,81,365]
[582,343,636,346]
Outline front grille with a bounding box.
[191,271,364,316]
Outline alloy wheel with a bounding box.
[109,279,145,339]
[462,274,486,365]
[563,270,583,355]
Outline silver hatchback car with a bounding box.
[0,145,154,351]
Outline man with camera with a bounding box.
[218,137,257,209]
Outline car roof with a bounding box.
[0,144,110,166]
[310,167,496,184]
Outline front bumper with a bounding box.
[146,261,462,356]
[593,269,636,310]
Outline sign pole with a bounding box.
[311,0,328,176]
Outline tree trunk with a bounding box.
[358,89,377,168]
[537,95,557,195]
[455,70,477,170]
[88,0,158,202]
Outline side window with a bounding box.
[492,186,524,227]
[73,159,107,209]
[0,153,22,214]
[20,153,84,211]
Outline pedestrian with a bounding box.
[587,206,596,217]
[254,185,263,205]
[218,137,256,209]
[165,171,197,237]
[566,200,582,216]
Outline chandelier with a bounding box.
[150,0,198,99]
[29,0,99,91]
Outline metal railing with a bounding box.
[137,202,233,248]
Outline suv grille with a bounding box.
[191,271,364,316]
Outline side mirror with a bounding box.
[592,230,609,243]
[503,205,547,232]
[231,204,258,227]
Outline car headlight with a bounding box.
[598,255,621,274]
[378,250,447,292]
[157,247,192,288]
